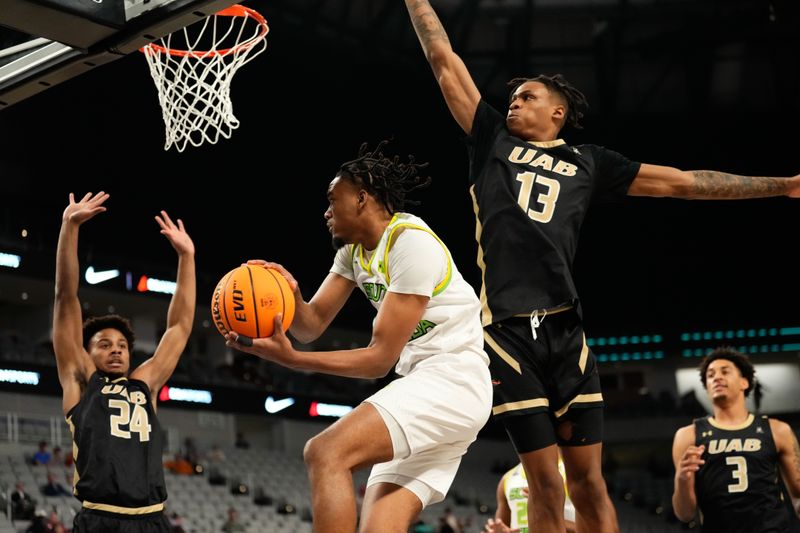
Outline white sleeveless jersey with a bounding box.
[331,212,487,375]
[503,460,575,531]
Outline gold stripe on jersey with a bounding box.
[554,393,603,418]
[484,330,521,373]
[578,334,589,374]
[83,501,164,514]
[470,185,492,325]
[66,415,79,494]
[384,223,453,296]
[493,398,549,415]
[708,413,755,431]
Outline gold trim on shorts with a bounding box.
[513,304,573,318]
[493,397,549,415]
[82,501,165,515]
[554,393,604,418]
[484,330,521,374]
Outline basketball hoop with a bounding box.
[140,5,268,152]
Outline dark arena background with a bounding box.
[0,0,798,531]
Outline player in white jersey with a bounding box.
[485,459,576,533]
[225,141,493,533]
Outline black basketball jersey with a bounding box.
[694,414,800,533]
[466,101,640,325]
[66,372,167,511]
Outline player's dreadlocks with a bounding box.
[508,74,589,129]
[338,140,432,214]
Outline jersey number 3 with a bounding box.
[516,172,561,223]
[109,399,152,442]
[725,456,748,493]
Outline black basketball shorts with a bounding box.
[484,309,604,451]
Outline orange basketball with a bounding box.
[211,265,295,339]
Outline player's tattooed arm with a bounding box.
[403,0,481,134]
[792,432,800,486]
[690,171,792,198]
[406,0,450,50]
[629,164,800,199]
[774,419,800,498]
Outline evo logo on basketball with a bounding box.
[232,288,247,322]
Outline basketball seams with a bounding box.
[264,268,286,321]
[245,266,262,339]
[213,265,294,340]
[220,270,235,334]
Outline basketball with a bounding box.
[211,265,295,339]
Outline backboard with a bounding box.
[0,0,239,108]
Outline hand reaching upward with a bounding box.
[155,210,194,257]
[62,192,109,226]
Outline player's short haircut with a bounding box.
[508,74,589,129]
[699,346,756,397]
[83,314,135,352]
[337,140,431,214]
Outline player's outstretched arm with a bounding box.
[132,211,195,398]
[628,164,800,199]
[770,418,800,498]
[53,192,109,415]
[225,290,428,379]
[671,425,702,522]
[403,0,481,134]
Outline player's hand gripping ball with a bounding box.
[211,265,295,345]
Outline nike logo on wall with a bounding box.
[85,266,120,285]
[264,396,295,414]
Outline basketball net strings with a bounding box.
[143,13,267,151]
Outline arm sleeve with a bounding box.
[386,230,448,297]
[329,245,355,281]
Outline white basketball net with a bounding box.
[141,5,268,152]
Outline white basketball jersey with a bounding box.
[331,212,487,375]
[503,460,575,531]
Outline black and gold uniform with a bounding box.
[694,414,800,533]
[468,100,640,450]
[67,372,170,532]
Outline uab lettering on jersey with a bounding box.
[707,438,762,454]
[508,147,578,224]
[101,384,152,442]
[363,282,387,302]
[409,320,436,341]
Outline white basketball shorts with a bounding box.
[365,351,492,506]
